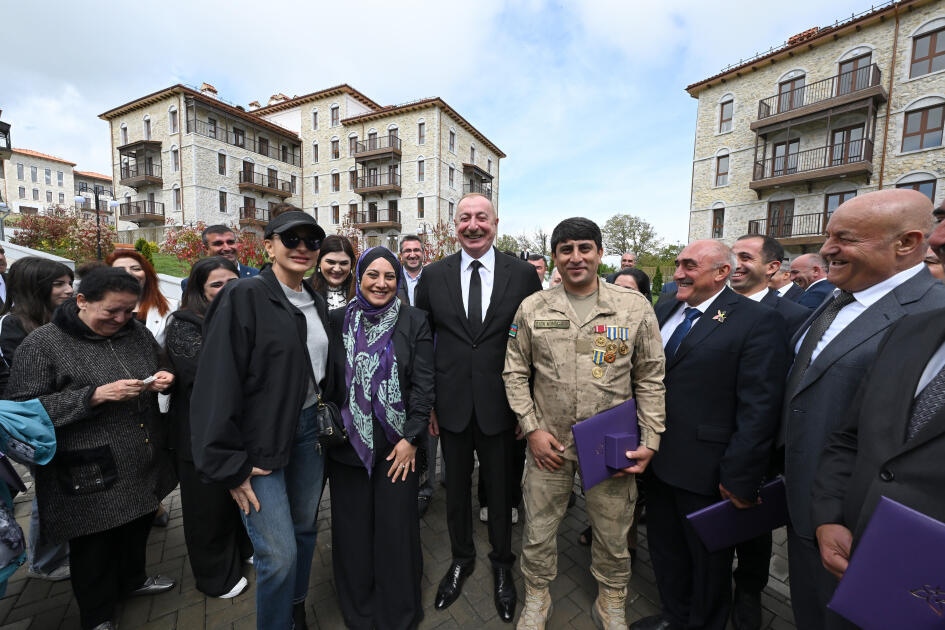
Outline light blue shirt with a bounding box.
[403,267,422,305]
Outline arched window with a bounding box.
[718,93,734,133]
[170,145,180,172]
[417,118,426,145]
[715,149,730,187]
[417,193,425,219]
[312,141,319,163]
[120,123,128,145]
[910,17,945,78]
[895,171,938,201]
[312,109,319,130]
[168,106,179,134]
[330,104,340,127]
[143,115,152,140]
[902,96,945,152]
[824,183,857,220]
[417,156,425,182]
[837,46,874,94]
[348,132,358,157]
[777,69,807,113]
[711,202,725,239]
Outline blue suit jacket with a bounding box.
[796,279,835,309]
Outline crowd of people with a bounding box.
[0,188,943,630]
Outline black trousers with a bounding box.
[787,527,859,630]
[329,455,422,630]
[478,433,526,509]
[441,415,515,568]
[647,474,733,630]
[733,532,772,593]
[69,510,155,629]
[177,455,253,596]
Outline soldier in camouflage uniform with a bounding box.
[504,218,666,630]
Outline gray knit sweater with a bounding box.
[5,300,176,542]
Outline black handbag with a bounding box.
[314,394,346,447]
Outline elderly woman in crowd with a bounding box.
[0,257,75,582]
[310,234,356,309]
[192,209,335,630]
[165,256,251,599]
[327,247,434,630]
[106,249,176,345]
[6,267,177,630]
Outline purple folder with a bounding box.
[828,496,945,629]
[571,399,638,492]
[685,478,788,552]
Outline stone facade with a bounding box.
[2,149,77,216]
[100,85,503,250]
[74,171,117,226]
[688,0,945,257]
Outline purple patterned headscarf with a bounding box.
[341,247,407,473]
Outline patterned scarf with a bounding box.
[341,248,406,473]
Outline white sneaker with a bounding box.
[480,507,489,522]
[217,576,248,599]
[512,508,519,525]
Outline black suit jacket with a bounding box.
[796,279,835,309]
[652,287,788,499]
[812,307,945,541]
[414,248,542,435]
[783,267,945,538]
[760,288,811,338]
[782,283,804,302]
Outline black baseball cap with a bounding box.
[264,210,326,241]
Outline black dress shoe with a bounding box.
[732,587,762,630]
[629,614,683,630]
[493,567,517,623]
[434,561,474,610]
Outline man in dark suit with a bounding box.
[732,234,810,337]
[631,240,788,630]
[414,193,542,622]
[789,253,834,309]
[781,188,945,630]
[181,225,260,290]
[769,264,803,301]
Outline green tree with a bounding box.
[652,266,664,296]
[602,214,662,257]
[495,234,519,252]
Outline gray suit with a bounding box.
[782,267,945,629]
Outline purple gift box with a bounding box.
[572,399,639,491]
[604,433,637,470]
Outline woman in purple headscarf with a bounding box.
[326,246,435,630]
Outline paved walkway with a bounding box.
[0,465,796,629]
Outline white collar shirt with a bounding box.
[659,287,726,348]
[460,247,495,321]
[777,283,793,297]
[745,287,769,302]
[797,262,926,362]
[403,267,423,305]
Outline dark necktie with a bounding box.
[468,260,483,335]
[785,290,856,396]
[664,307,701,357]
[907,362,945,441]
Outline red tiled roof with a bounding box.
[251,84,383,114]
[11,148,77,166]
[74,170,112,181]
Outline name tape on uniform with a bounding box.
[534,320,570,329]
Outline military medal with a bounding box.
[604,352,616,363]
[603,326,630,357]
[595,336,607,347]
[618,342,630,355]
[592,349,607,378]
[592,366,604,378]
[606,342,618,353]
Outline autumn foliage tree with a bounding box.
[11,208,116,262]
[161,220,269,269]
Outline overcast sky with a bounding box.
[4,0,870,245]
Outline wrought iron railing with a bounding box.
[753,138,873,180]
[355,172,401,189]
[747,212,826,239]
[238,170,293,193]
[240,206,270,222]
[464,182,493,197]
[119,200,165,218]
[354,135,402,155]
[187,119,301,166]
[757,64,882,119]
[352,208,401,224]
[120,163,162,180]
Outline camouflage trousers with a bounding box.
[520,452,637,590]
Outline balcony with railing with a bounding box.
[747,212,827,244]
[238,170,293,198]
[750,138,873,192]
[119,162,163,188]
[464,181,493,198]
[354,171,402,195]
[187,119,301,166]
[75,182,114,198]
[353,135,402,162]
[239,205,270,227]
[753,65,886,129]
[351,207,402,231]
[0,119,11,161]
[119,200,165,224]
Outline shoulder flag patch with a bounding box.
[508,324,519,338]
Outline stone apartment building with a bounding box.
[74,170,118,226]
[687,0,945,257]
[100,83,504,248]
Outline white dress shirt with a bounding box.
[777,283,794,297]
[403,267,422,305]
[745,287,769,302]
[0,275,6,304]
[659,287,726,348]
[796,262,926,362]
[460,247,495,321]
[917,340,945,397]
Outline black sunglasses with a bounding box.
[277,232,321,251]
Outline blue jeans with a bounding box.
[241,406,325,630]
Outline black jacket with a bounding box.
[191,268,336,488]
[760,288,811,338]
[325,304,435,467]
[796,279,835,309]
[414,249,542,435]
[0,314,28,396]
[812,308,945,541]
[653,287,788,500]
[164,309,204,462]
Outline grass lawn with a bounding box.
[151,253,190,278]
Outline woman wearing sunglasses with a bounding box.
[326,247,434,629]
[191,208,337,630]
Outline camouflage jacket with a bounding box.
[503,281,666,458]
